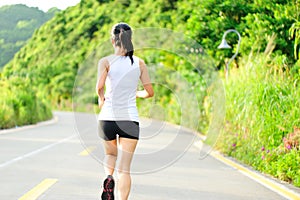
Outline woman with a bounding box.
[96,22,154,200]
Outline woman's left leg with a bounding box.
[103,139,118,176]
[101,139,118,200]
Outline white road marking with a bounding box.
[0,135,76,168]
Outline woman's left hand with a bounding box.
[98,97,105,108]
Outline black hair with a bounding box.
[111,22,134,65]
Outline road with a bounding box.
[0,111,299,200]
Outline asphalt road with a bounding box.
[0,112,298,200]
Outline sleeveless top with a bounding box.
[98,55,141,122]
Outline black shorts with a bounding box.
[98,120,140,141]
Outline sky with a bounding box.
[0,0,81,12]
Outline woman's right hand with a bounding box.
[136,87,154,98]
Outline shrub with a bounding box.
[0,77,52,129]
[216,51,300,187]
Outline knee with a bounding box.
[105,149,118,157]
[105,153,118,159]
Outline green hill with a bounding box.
[0,4,59,68]
[2,0,298,105]
[0,0,299,187]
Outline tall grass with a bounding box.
[216,46,300,186]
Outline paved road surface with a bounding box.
[0,112,298,200]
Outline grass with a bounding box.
[215,49,300,187]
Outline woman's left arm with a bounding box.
[96,58,109,108]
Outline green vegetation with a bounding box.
[0,4,59,68]
[0,4,59,128]
[217,48,300,186]
[0,76,52,129]
[0,0,299,187]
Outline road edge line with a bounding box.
[210,150,300,200]
[0,114,58,135]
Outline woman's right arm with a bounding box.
[96,58,109,108]
[136,59,154,98]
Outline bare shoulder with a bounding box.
[99,56,110,66]
[98,56,111,71]
[138,58,147,71]
[138,57,145,64]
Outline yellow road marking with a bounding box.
[79,146,97,156]
[211,152,300,200]
[18,178,58,200]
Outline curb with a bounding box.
[0,114,58,135]
[194,142,300,200]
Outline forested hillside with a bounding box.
[1,0,299,187]
[0,4,59,68]
[2,0,299,104]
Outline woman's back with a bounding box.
[98,55,140,122]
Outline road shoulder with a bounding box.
[0,114,58,135]
[193,140,300,200]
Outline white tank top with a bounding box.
[98,55,141,122]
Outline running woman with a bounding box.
[96,22,154,200]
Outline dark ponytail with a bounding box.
[112,23,134,65]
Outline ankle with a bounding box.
[107,175,114,179]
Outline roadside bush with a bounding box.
[216,51,300,186]
[0,77,52,129]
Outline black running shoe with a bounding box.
[101,175,115,200]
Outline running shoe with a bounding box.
[101,175,115,200]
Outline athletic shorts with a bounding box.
[98,120,140,141]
